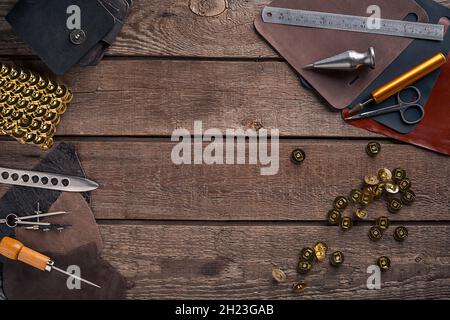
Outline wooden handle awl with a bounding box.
[0,236,50,271]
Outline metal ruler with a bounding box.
[262,6,445,41]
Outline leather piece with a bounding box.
[254,0,429,109]
[77,0,133,67]
[0,142,91,238]
[343,55,450,156]
[0,264,5,300]
[346,0,450,134]
[3,243,127,300]
[15,192,103,256]
[6,0,125,74]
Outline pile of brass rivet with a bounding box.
[0,63,72,150]
[275,145,415,292]
[327,166,413,245]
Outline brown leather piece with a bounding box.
[3,243,127,300]
[15,192,103,255]
[342,57,450,156]
[254,0,429,109]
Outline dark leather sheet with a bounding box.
[3,243,127,300]
[346,0,450,134]
[254,0,429,109]
[343,55,450,156]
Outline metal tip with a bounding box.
[303,64,314,69]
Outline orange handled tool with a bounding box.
[0,236,100,288]
[348,53,447,115]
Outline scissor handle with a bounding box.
[397,86,422,105]
[400,104,425,125]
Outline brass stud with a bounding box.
[297,260,312,274]
[354,208,368,220]
[350,189,363,203]
[392,168,406,182]
[292,282,307,293]
[401,190,416,205]
[377,256,391,271]
[327,209,341,225]
[272,268,287,283]
[314,242,328,262]
[376,216,390,231]
[393,226,408,242]
[368,226,383,242]
[366,141,381,156]
[334,196,349,211]
[378,168,392,182]
[340,216,353,231]
[388,198,403,214]
[398,178,412,192]
[300,247,315,261]
[330,251,344,266]
[291,148,306,164]
[364,175,380,186]
[385,182,400,194]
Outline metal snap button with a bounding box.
[70,29,87,45]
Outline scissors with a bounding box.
[345,86,425,125]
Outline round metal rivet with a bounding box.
[291,148,306,164]
[393,226,408,242]
[300,247,315,261]
[376,216,390,230]
[368,226,383,242]
[377,256,391,271]
[330,251,344,266]
[340,216,353,231]
[69,29,87,45]
[334,196,349,211]
[314,242,328,262]
[272,268,287,283]
[388,198,403,214]
[366,141,381,156]
[297,260,312,274]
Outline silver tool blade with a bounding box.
[17,211,68,220]
[262,7,445,41]
[0,167,99,192]
[52,265,101,289]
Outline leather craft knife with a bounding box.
[0,166,99,192]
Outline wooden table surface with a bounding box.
[1,0,449,299]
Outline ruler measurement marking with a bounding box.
[262,7,444,41]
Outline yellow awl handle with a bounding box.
[0,236,101,288]
[349,53,447,115]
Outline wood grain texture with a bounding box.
[100,224,450,299]
[0,140,448,221]
[1,0,448,57]
[1,59,375,138]
[57,59,373,138]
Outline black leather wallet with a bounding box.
[6,0,132,75]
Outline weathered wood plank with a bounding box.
[1,0,449,57]
[99,224,450,299]
[3,59,376,138]
[1,140,448,221]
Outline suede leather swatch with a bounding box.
[3,243,126,300]
[0,142,91,238]
[254,0,429,109]
[15,192,103,255]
